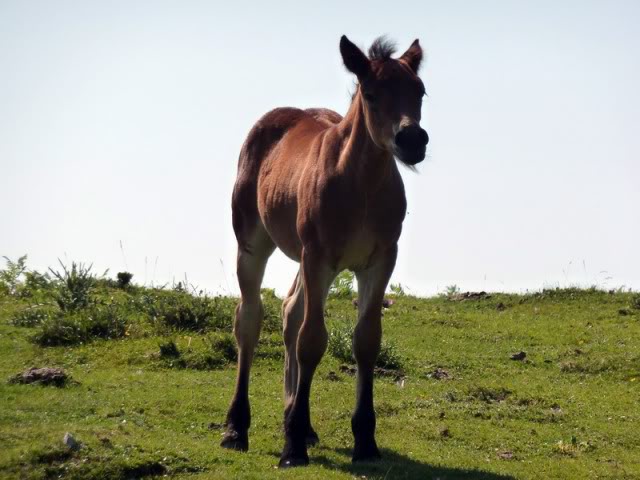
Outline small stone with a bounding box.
[63,432,80,450]
[510,351,527,361]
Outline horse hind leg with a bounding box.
[282,270,319,447]
[221,223,275,451]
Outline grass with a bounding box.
[1,261,639,478]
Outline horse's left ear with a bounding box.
[400,39,422,73]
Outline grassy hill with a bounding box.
[0,258,639,479]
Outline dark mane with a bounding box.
[367,36,397,61]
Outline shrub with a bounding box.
[330,270,355,298]
[159,339,180,358]
[49,260,95,312]
[328,320,354,363]
[116,272,134,289]
[389,283,406,296]
[140,290,236,332]
[21,270,54,298]
[34,302,128,346]
[261,288,282,332]
[12,305,56,328]
[0,255,27,296]
[206,332,238,363]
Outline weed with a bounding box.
[554,436,595,456]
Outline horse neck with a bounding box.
[337,92,396,187]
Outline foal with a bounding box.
[221,35,428,467]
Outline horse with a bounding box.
[221,35,428,467]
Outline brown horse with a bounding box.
[221,35,428,467]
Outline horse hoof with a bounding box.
[278,455,309,468]
[352,444,381,462]
[306,428,320,447]
[220,430,248,452]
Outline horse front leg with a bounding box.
[279,249,335,467]
[352,245,397,462]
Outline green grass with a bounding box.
[1,279,639,479]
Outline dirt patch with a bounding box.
[426,367,451,380]
[450,291,492,301]
[9,367,71,387]
[510,351,527,361]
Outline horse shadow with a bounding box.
[310,447,515,480]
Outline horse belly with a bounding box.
[336,227,379,272]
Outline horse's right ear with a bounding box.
[340,35,370,79]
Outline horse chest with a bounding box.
[332,195,406,271]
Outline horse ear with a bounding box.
[400,39,422,73]
[340,35,370,79]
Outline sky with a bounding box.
[1,0,639,296]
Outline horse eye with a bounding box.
[363,92,375,102]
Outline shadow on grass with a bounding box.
[313,447,515,480]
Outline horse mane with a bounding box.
[367,36,397,61]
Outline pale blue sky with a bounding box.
[2,1,639,295]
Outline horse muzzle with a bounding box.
[394,125,428,165]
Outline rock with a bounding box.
[510,351,527,361]
[9,367,70,387]
[63,432,80,450]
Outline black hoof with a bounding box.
[306,427,320,447]
[352,443,381,462]
[279,440,309,468]
[278,454,309,468]
[220,430,248,452]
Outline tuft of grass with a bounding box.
[158,339,180,358]
[142,290,236,332]
[328,319,404,371]
[34,302,128,346]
